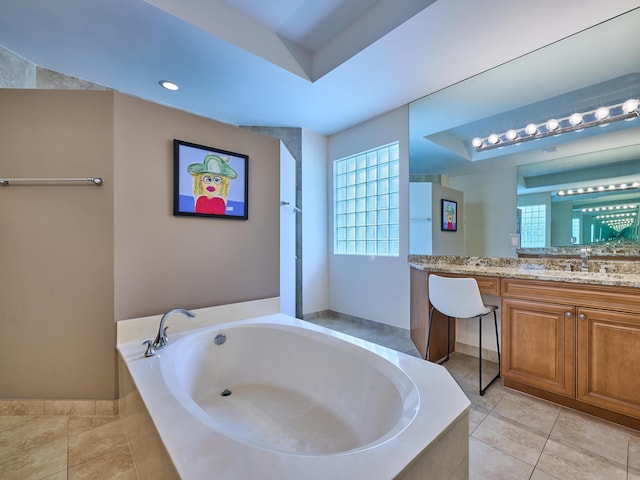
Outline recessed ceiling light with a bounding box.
[159,80,180,91]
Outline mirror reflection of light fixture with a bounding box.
[594,106,610,120]
[505,129,518,141]
[582,204,637,212]
[546,119,560,131]
[569,113,583,126]
[524,123,538,135]
[623,99,640,114]
[557,181,640,196]
[472,99,639,151]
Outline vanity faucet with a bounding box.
[580,248,591,272]
[143,308,196,357]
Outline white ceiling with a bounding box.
[0,0,639,178]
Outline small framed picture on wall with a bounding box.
[441,199,457,232]
[173,139,249,220]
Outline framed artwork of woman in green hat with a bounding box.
[173,139,248,220]
[441,199,457,232]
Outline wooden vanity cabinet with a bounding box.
[501,278,640,422]
[577,307,640,418]
[501,298,575,398]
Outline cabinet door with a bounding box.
[502,298,575,397]
[577,308,640,419]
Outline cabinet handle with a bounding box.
[578,313,586,320]
[565,311,573,318]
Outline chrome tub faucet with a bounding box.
[143,308,196,357]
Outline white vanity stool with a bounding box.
[427,274,501,396]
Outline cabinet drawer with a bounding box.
[501,278,640,314]
[430,273,500,295]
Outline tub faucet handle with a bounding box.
[142,339,156,357]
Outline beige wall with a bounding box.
[0,89,280,400]
[113,93,280,320]
[0,90,115,399]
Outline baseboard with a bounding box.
[0,398,118,416]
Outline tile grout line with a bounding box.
[120,413,142,480]
[527,405,562,480]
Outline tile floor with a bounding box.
[308,315,640,480]
[1,316,638,479]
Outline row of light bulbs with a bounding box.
[596,214,637,232]
[558,181,640,196]
[472,98,640,151]
[581,204,637,213]
[595,212,637,219]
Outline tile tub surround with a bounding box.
[408,254,640,287]
[118,313,471,479]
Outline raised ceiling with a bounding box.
[0,0,639,143]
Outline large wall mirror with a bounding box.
[409,7,640,255]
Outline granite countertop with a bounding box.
[517,244,640,257]
[408,255,640,288]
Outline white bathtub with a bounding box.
[118,313,470,479]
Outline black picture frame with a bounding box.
[441,199,457,232]
[173,139,248,220]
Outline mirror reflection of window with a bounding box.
[520,205,546,248]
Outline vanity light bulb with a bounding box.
[546,119,560,131]
[598,186,605,191]
[595,106,610,120]
[472,137,483,148]
[587,187,594,192]
[633,182,640,188]
[567,189,574,195]
[569,113,583,126]
[608,185,616,190]
[557,190,565,196]
[505,129,518,141]
[488,134,500,145]
[622,99,639,114]
[620,183,628,189]
[525,123,538,135]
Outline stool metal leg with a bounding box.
[478,309,501,396]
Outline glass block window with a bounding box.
[572,217,580,244]
[520,204,546,248]
[334,142,400,256]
